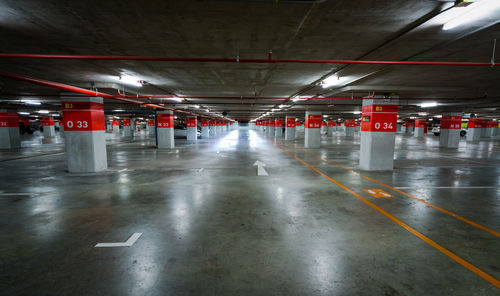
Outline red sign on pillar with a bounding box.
[305,114,321,128]
[201,119,209,127]
[148,120,154,126]
[123,118,131,127]
[61,101,105,131]
[210,121,216,127]
[296,122,301,127]
[414,120,426,128]
[41,117,55,126]
[327,121,335,127]
[345,120,357,127]
[157,113,174,128]
[361,104,397,132]
[275,120,283,127]
[441,115,462,129]
[112,120,119,126]
[269,120,275,127]
[286,118,296,127]
[0,112,19,127]
[186,117,197,127]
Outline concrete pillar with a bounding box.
[285,116,296,141]
[327,121,335,136]
[201,119,209,138]
[130,118,136,134]
[0,110,20,149]
[401,125,407,134]
[345,120,355,137]
[268,120,275,137]
[359,99,398,171]
[226,122,230,132]
[61,97,107,173]
[405,124,413,135]
[483,121,494,138]
[105,121,111,132]
[123,118,132,137]
[42,117,56,137]
[305,111,321,148]
[216,121,222,134]
[397,123,402,133]
[439,113,461,148]
[54,120,60,132]
[414,120,425,137]
[466,119,481,142]
[157,111,174,148]
[112,120,119,134]
[275,119,283,137]
[210,120,217,136]
[320,122,328,135]
[59,120,64,136]
[186,116,197,141]
[147,120,155,135]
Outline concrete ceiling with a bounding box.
[0,0,499,121]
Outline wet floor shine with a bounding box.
[0,128,499,295]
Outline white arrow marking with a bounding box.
[253,161,268,176]
[95,232,142,248]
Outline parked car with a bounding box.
[431,126,467,137]
[174,124,201,139]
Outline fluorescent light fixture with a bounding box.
[37,110,50,114]
[419,102,438,108]
[279,105,289,108]
[410,116,416,119]
[174,116,178,119]
[434,115,443,118]
[18,112,30,115]
[21,99,41,105]
[321,74,348,88]
[352,111,362,114]
[443,0,500,30]
[168,97,183,102]
[271,109,279,112]
[193,105,200,109]
[418,112,428,116]
[292,97,307,102]
[114,116,120,119]
[113,109,124,112]
[119,75,143,87]
[323,115,328,118]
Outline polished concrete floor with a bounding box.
[0,128,499,295]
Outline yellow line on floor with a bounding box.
[298,148,500,238]
[274,144,500,289]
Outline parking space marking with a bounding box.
[274,143,500,288]
[298,148,500,238]
[95,232,142,248]
[363,189,394,198]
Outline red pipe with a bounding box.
[0,70,217,118]
[0,53,496,67]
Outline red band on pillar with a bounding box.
[186,117,197,127]
[123,119,131,127]
[112,120,119,126]
[157,113,174,128]
[305,114,321,128]
[41,117,55,126]
[414,120,426,128]
[62,101,105,131]
[148,120,154,126]
[0,112,19,127]
[361,105,397,132]
[345,120,356,127]
[275,120,283,127]
[286,118,296,127]
[327,121,335,127]
[201,119,209,127]
[441,116,462,129]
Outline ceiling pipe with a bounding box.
[0,70,224,119]
[0,53,497,67]
[0,92,482,101]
